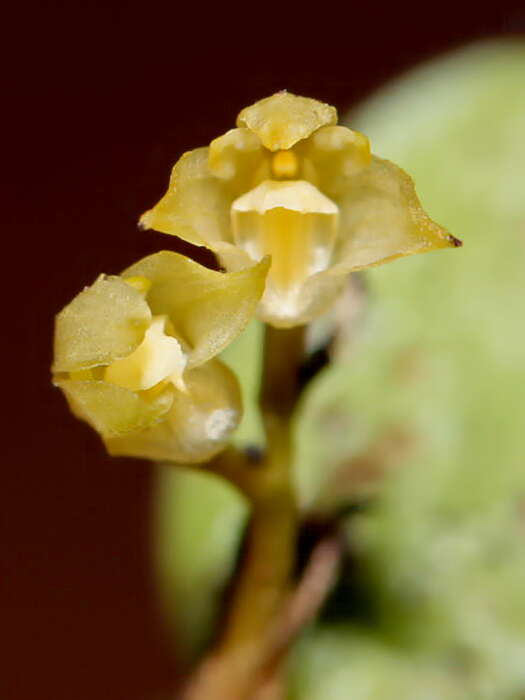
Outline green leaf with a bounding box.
[152,465,248,662]
[291,39,525,699]
[220,319,265,449]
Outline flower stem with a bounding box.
[181,325,305,700]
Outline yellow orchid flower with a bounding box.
[141,91,461,328]
[52,252,269,463]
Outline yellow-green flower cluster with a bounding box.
[53,92,461,463]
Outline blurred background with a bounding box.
[3,2,525,699]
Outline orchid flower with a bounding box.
[52,251,268,462]
[141,92,460,327]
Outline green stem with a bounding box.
[181,325,305,700]
[224,325,304,647]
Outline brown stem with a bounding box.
[260,532,343,673]
[251,531,343,699]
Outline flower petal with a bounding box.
[257,270,347,328]
[231,180,339,323]
[208,127,270,187]
[53,275,152,373]
[212,241,254,272]
[106,359,241,463]
[54,378,174,438]
[334,156,461,272]
[122,251,269,367]
[236,92,337,151]
[140,148,232,246]
[104,316,187,392]
[296,125,372,195]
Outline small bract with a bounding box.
[141,92,461,328]
[52,252,269,463]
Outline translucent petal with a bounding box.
[124,275,152,295]
[334,156,461,272]
[232,179,338,215]
[53,275,152,373]
[236,92,337,151]
[122,251,269,368]
[208,127,270,188]
[257,269,347,328]
[140,148,232,246]
[296,125,372,196]
[212,241,254,272]
[55,378,174,438]
[106,359,241,463]
[104,316,187,392]
[231,180,339,327]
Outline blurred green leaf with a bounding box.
[221,318,265,450]
[289,627,466,700]
[153,465,248,661]
[290,39,525,699]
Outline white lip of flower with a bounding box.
[231,179,339,318]
[104,315,188,392]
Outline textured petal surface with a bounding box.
[53,275,151,373]
[140,148,232,246]
[334,156,460,272]
[297,125,372,195]
[208,127,270,187]
[123,251,269,367]
[106,360,241,463]
[55,378,174,438]
[236,92,337,151]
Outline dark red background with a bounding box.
[3,3,524,699]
